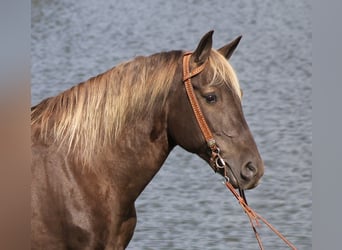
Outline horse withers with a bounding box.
[31,31,264,249]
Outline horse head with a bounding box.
[168,31,264,190]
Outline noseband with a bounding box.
[182,52,228,178]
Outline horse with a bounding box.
[31,30,264,250]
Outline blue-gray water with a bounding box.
[31,0,311,249]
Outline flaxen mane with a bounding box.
[31,49,241,166]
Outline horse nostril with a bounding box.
[246,162,256,173]
[240,162,257,181]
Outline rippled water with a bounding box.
[31,0,311,249]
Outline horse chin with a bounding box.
[244,179,261,190]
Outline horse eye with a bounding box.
[205,94,217,103]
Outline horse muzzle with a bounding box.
[212,154,264,190]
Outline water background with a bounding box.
[31,0,312,249]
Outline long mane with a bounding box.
[31,51,182,165]
[31,49,241,166]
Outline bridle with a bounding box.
[183,51,249,202]
[182,52,297,250]
[182,52,230,179]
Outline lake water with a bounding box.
[31,0,311,249]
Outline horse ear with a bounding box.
[192,30,214,64]
[218,35,242,60]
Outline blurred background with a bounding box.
[31,0,311,249]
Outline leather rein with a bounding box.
[182,52,297,250]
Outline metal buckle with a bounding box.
[211,149,231,183]
[215,153,225,169]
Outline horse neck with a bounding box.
[105,108,172,203]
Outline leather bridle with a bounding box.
[183,50,299,250]
[182,52,228,178]
[182,52,298,250]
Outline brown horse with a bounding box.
[31,31,264,249]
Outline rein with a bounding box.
[182,52,297,250]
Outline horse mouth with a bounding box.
[217,163,240,189]
[216,160,262,190]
